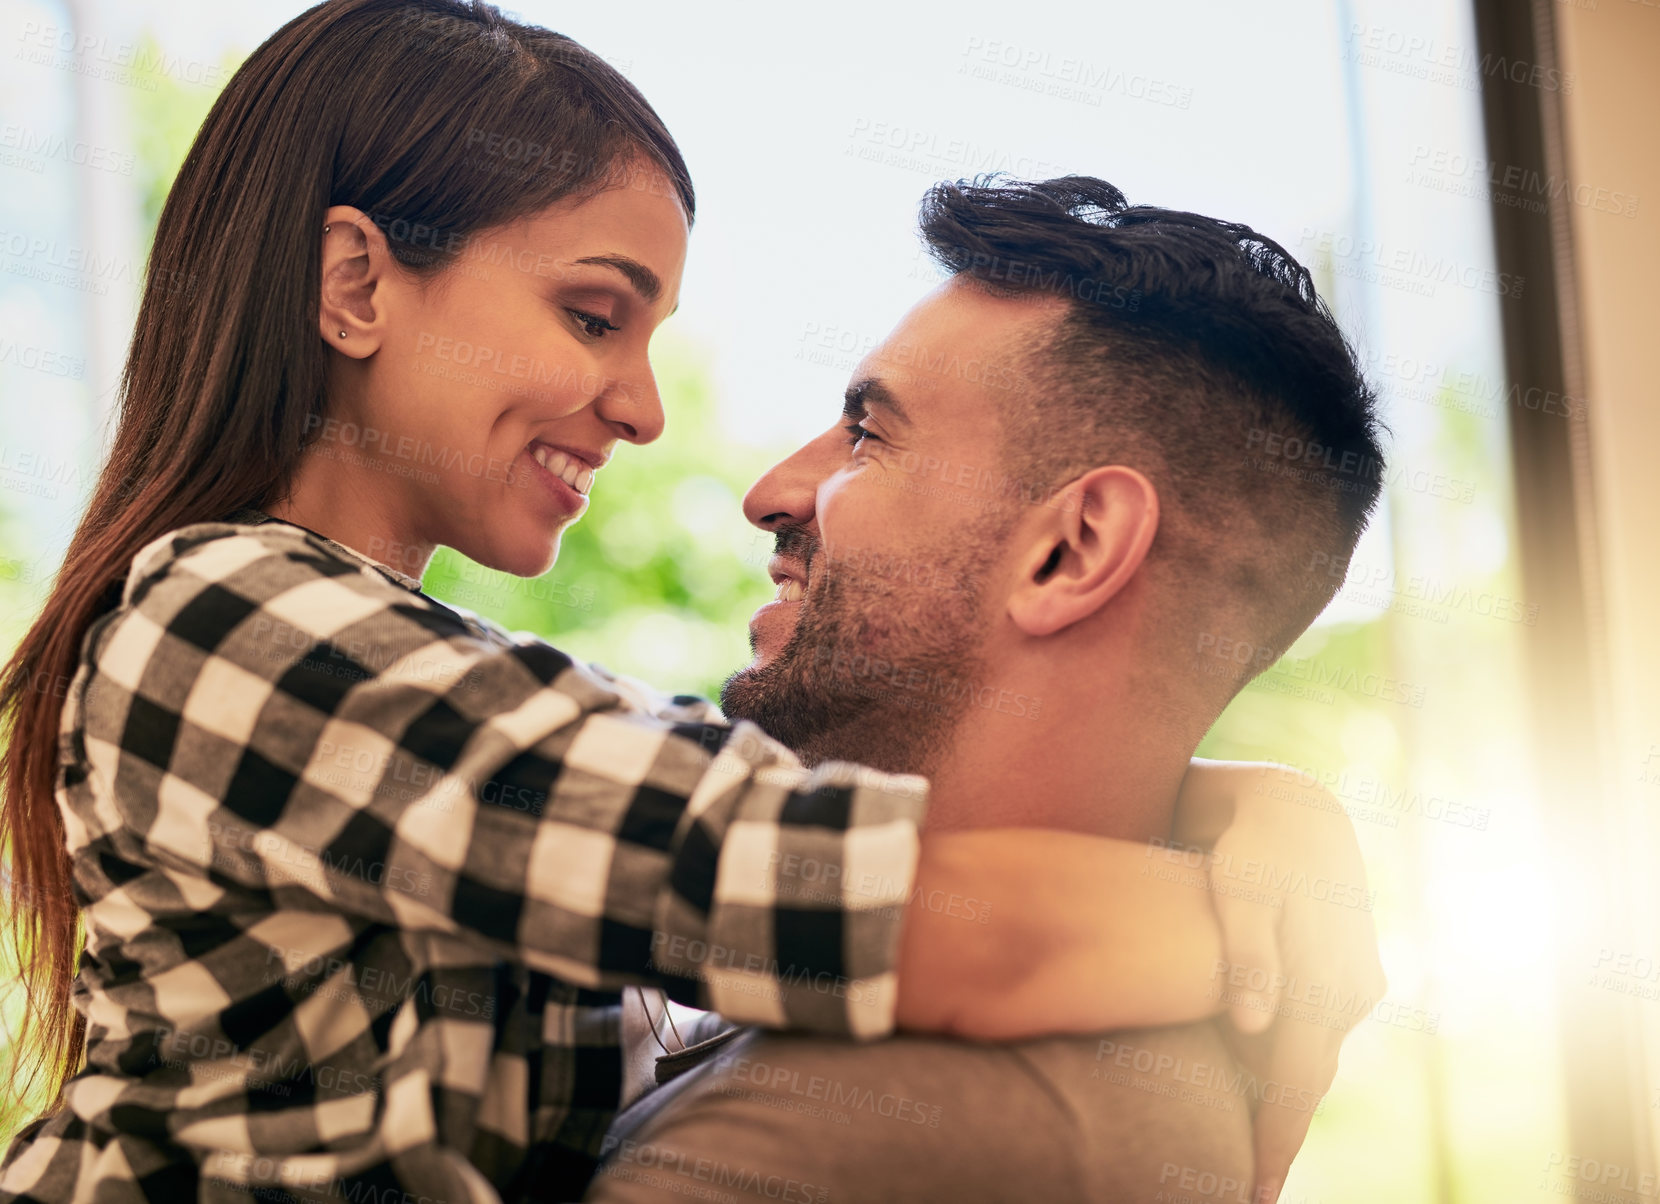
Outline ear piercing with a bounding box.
[325,225,345,338]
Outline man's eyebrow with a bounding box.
[571,254,662,303]
[843,378,912,425]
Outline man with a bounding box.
[585,175,1386,1203]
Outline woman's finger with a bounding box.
[1212,882,1284,1034]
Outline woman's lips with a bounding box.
[528,441,597,494]
[523,446,588,514]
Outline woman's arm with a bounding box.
[895,829,1224,1038]
[96,522,930,1039]
[896,760,1383,1069]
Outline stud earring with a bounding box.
[323,224,332,233]
[338,330,347,338]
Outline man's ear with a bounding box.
[1007,465,1159,637]
[319,205,393,357]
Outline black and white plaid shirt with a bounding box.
[0,511,928,1203]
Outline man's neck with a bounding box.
[919,647,1199,844]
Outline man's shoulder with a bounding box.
[589,1023,1254,1204]
[591,1029,1086,1203]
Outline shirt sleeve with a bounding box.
[76,522,929,1038]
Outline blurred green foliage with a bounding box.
[129,32,238,236]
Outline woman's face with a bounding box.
[316,161,689,579]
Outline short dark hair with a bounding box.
[918,174,1387,691]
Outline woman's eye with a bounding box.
[842,421,882,448]
[569,309,620,339]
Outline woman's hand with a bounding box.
[894,828,1228,1040]
[1174,759,1388,1204]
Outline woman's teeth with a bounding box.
[529,444,595,495]
[775,578,805,603]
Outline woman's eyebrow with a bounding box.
[571,254,662,302]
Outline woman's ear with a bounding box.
[1007,465,1159,637]
[319,205,392,357]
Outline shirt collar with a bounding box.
[221,507,427,594]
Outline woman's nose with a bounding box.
[595,370,665,445]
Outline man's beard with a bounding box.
[720,527,998,777]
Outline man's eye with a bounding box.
[569,309,620,339]
[842,421,882,448]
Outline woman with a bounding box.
[0,2,1372,1201]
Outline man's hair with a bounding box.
[918,174,1387,697]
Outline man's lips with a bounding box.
[766,555,808,604]
[749,555,811,660]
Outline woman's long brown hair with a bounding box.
[0,0,694,1109]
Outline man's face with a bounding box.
[720,277,1055,773]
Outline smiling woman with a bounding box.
[269,169,689,580]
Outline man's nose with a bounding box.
[742,428,841,532]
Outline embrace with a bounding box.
[0,3,1386,1203]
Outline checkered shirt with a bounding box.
[0,512,927,1203]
